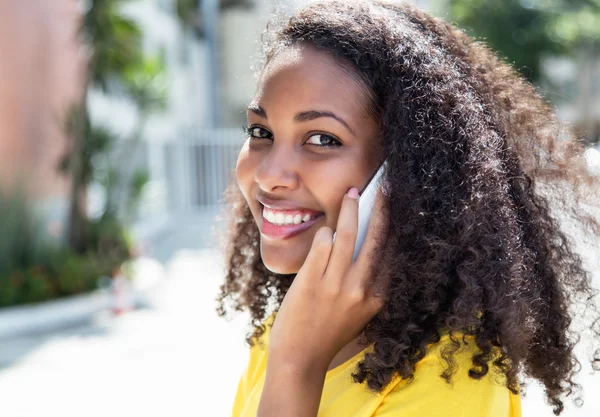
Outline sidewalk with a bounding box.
[0,209,248,417]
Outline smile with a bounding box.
[260,206,324,240]
[262,206,322,225]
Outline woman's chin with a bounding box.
[260,245,304,275]
[261,258,301,275]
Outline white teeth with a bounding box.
[262,206,319,226]
[275,212,285,224]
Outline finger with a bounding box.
[299,225,334,284]
[324,188,359,282]
[354,187,387,276]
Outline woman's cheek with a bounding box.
[235,142,255,201]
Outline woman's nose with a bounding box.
[254,146,299,192]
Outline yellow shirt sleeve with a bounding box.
[230,364,250,417]
[230,318,272,417]
[373,338,522,417]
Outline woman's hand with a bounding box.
[267,186,388,372]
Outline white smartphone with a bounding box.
[333,161,387,261]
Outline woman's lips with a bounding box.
[260,208,325,240]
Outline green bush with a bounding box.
[0,189,133,308]
[51,251,103,295]
[86,213,132,274]
[0,188,49,274]
[0,271,22,307]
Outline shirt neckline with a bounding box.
[325,343,374,380]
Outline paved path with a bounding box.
[0,208,598,416]
[0,247,251,417]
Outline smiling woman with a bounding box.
[236,44,381,274]
[215,1,600,417]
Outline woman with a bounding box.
[216,1,600,416]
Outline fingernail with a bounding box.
[347,187,359,199]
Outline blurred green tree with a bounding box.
[62,0,166,254]
[175,0,254,37]
[440,0,600,82]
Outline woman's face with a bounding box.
[236,45,382,274]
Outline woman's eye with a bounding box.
[242,126,341,148]
[243,126,272,140]
[305,133,342,147]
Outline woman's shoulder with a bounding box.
[233,313,276,402]
[245,312,276,365]
[251,312,276,350]
[410,333,511,389]
[375,334,521,416]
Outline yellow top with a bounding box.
[230,314,522,417]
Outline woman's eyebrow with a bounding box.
[247,103,267,119]
[296,110,356,136]
[247,104,356,136]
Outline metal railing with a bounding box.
[138,128,244,218]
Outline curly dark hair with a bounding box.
[215,1,600,414]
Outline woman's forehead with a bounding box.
[253,45,373,124]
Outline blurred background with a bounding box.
[0,0,598,416]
